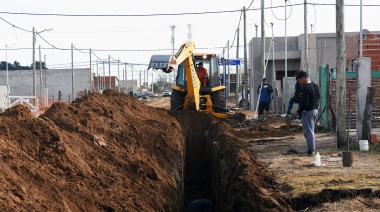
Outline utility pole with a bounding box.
[336,0,347,148]
[39,45,43,99]
[255,24,258,37]
[271,23,275,83]
[304,0,309,72]
[125,63,127,93]
[261,0,265,77]
[235,27,240,107]
[271,23,276,112]
[360,0,363,57]
[122,68,125,93]
[118,59,120,92]
[243,7,248,110]
[139,70,142,91]
[187,24,192,41]
[102,61,105,91]
[144,69,146,88]
[108,55,111,89]
[170,25,176,83]
[151,72,154,92]
[285,0,288,77]
[96,59,99,92]
[44,55,46,88]
[90,49,92,92]
[32,27,36,97]
[131,64,134,94]
[6,45,9,86]
[227,40,230,102]
[71,44,74,101]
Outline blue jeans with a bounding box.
[287,97,302,119]
[301,109,318,153]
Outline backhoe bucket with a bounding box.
[148,55,177,73]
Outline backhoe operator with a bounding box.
[196,62,208,87]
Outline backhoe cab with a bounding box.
[148,41,229,118]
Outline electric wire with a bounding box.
[1,3,379,69]
[270,0,293,21]
[0,9,241,17]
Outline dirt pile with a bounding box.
[0,90,184,211]
[0,90,292,211]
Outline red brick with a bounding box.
[371,134,379,143]
[367,34,376,39]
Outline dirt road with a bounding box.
[143,96,170,110]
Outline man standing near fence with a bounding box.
[293,71,320,156]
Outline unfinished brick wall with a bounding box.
[346,33,380,71]
[331,77,380,128]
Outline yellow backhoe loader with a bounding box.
[148,41,230,118]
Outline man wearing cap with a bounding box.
[196,62,208,87]
[257,78,273,121]
[294,71,320,156]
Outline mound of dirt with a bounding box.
[0,89,292,211]
[0,90,184,211]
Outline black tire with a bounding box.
[212,90,225,108]
[170,90,184,110]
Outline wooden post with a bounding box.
[326,64,333,131]
[336,0,347,149]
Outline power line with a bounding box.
[0,10,241,17]
[0,3,378,17]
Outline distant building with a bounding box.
[248,31,380,111]
[93,76,119,91]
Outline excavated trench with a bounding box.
[170,111,214,208]
[171,110,380,211]
[170,110,292,211]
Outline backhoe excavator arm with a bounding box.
[148,41,202,111]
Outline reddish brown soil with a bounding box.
[0,90,292,211]
[0,90,183,211]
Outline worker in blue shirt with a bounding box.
[257,78,273,121]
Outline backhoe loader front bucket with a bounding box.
[148,55,177,73]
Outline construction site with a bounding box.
[0,90,379,211]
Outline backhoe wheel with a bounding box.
[212,90,225,108]
[170,90,184,111]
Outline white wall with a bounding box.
[0,68,91,102]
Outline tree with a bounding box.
[31,61,47,70]
[0,61,31,70]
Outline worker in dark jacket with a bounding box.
[294,71,320,156]
[257,78,273,121]
[286,74,303,122]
